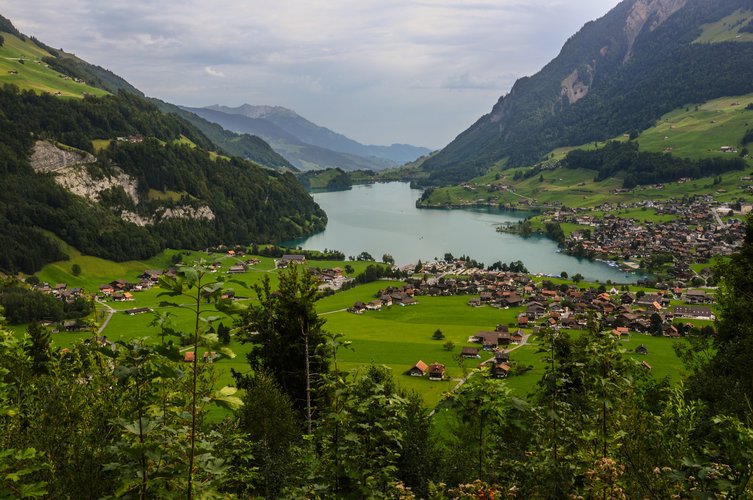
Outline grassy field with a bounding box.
[14,245,696,409]
[694,9,753,44]
[0,33,107,98]
[421,93,753,210]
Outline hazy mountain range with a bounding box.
[185,104,432,171]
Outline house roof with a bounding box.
[412,360,428,372]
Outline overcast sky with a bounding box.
[5,1,621,149]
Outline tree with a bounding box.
[71,263,81,276]
[686,215,753,418]
[381,254,395,265]
[344,264,354,274]
[560,271,568,279]
[23,322,51,375]
[217,322,231,345]
[432,329,445,340]
[572,273,584,283]
[356,251,373,262]
[443,341,455,351]
[155,259,240,498]
[414,260,423,273]
[240,266,329,432]
[444,252,454,262]
[233,370,300,497]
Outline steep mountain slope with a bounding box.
[150,99,295,171]
[208,104,432,164]
[0,16,326,274]
[420,0,753,185]
[184,106,396,171]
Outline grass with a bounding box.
[421,93,753,210]
[18,242,695,408]
[0,33,107,98]
[694,9,753,44]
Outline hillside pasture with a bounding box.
[0,33,107,98]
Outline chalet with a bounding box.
[461,347,480,359]
[517,315,529,327]
[99,284,114,296]
[428,362,445,381]
[277,254,307,268]
[494,350,510,363]
[635,344,649,355]
[641,360,652,371]
[526,302,546,319]
[511,330,525,344]
[227,264,246,274]
[366,300,382,311]
[202,351,218,363]
[408,360,429,377]
[683,290,714,304]
[674,306,714,320]
[62,320,86,332]
[468,298,481,307]
[492,362,511,379]
[139,270,162,283]
[184,352,195,363]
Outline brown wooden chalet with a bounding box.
[408,360,429,377]
[428,362,445,381]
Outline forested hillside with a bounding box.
[0,85,326,274]
[420,0,753,185]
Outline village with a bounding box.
[542,197,748,281]
[344,258,717,385]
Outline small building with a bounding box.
[428,362,445,381]
[184,351,195,363]
[635,344,649,355]
[493,362,511,379]
[461,347,480,358]
[227,264,247,274]
[674,306,714,320]
[408,360,429,377]
[277,254,307,268]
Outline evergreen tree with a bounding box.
[240,266,329,430]
[24,322,51,375]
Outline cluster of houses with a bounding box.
[547,199,746,279]
[308,267,352,291]
[34,281,85,303]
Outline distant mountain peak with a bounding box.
[206,104,298,120]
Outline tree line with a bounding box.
[562,140,747,188]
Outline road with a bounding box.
[95,298,116,335]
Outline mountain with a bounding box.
[0,16,326,274]
[189,104,431,171]
[184,105,393,171]
[419,0,753,185]
[207,104,432,164]
[150,99,296,171]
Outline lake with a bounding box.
[286,182,642,283]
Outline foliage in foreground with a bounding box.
[2,241,753,497]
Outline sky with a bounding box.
[4,1,621,149]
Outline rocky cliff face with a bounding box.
[30,141,215,226]
[624,0,688,61]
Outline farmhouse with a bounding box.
[408,360,429,377]
[673,306,714,320]
[227,264,246,274]
[428,363,445,381]
[492,362,511,379]
[277,254,307,268]
[636,344,649,355]
[461,347,480,358]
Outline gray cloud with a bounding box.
[4,0,620,148]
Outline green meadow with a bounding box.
[0,33,107,98]
[11,245,694,408]
[421,93,753,210]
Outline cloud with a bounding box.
[3,0,621,147]
[204,66,225,78]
